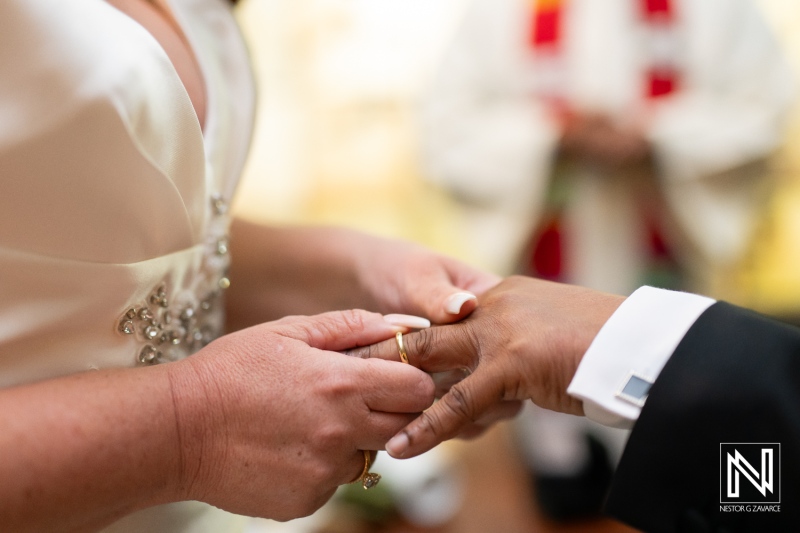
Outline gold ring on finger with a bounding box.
[350,450,381,490]
[395,332,409,364]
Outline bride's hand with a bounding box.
[167,310,435,520]
[348,277,624,459]
[355,236,501,324]
[226,221,499,330]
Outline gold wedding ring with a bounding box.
[395,332,409,364]
[350,450,381,490]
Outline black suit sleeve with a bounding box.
[604,302,800,533]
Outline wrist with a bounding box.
[347,230,394,311]
[559,292,626,414]
[163,356,226,503]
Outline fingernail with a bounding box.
[384,314,431,330]
[386,432,409,458]
[445,292,477,315]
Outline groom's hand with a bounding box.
[349,277,624,459]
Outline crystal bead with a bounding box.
[362,473,381,490]
[145,325,160,340]
[216,238,229,256]
[119,320,135,335]
[149,285,169,308]
[211,194,228,216]
[162,330,181,345]
[138,345,161,365]
[200,292,218,311]
[119,278,222,365]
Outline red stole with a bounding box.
[526,0,680,283]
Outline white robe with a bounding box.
[420,0,795,294]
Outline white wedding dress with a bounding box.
[0,0,255,531]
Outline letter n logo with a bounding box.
[720,443,780,504]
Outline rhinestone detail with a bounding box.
[211,194,228,216]
[138,345,161,365]
[118,280,229,366]
[216,237,229,256]
[118,192,232,366]
[362,472,381,490]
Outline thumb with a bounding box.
[273,309,426,352]
[384,370,503,459]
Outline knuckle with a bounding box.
[319,367,357,400]
[309,407,351,446]
[462,323,484,366]
[444,382,476,422]
[407,403,459,446]
[408,410,440,445]
[314,423,348,450]
[337,309,368,336]
[313,460,338,484]
[410,327,437,367]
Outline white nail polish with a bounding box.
[445,292,477,315]
[384,314,431,330]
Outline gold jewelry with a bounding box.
[350,450,381,490]
[395,332,409,364]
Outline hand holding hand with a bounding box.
[167,310,435,520]
[560,113,651,170]
[349,277,624,459]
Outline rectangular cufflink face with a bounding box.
[615,372,654,407]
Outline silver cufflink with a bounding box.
[615,371,654,407]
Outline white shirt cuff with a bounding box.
[566,286,715,429]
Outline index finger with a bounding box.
[273,309,402,351]
[345,324,479,374]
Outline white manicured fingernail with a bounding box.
[386,432,409,457]
[445,292,476,315]
[384,314,431,330]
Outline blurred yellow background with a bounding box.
[233,0,800,317]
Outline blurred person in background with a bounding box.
[420,0,794,521]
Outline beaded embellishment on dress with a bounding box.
[117,194,232,365]
[117,281,226,365]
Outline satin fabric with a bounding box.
[0,0,255,530]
